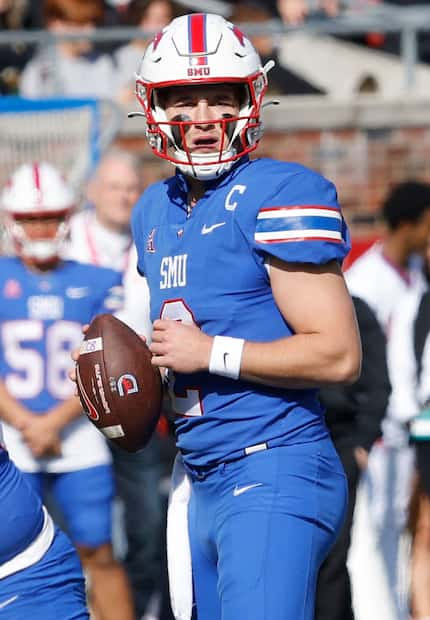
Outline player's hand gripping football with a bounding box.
[69,318,210,392]
[68,323,152,391]
[69,323,149,387]
[150,319,212,373]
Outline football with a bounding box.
[76,313,162,452]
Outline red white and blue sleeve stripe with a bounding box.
[255,205,343,244]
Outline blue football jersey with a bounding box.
[0,258,123,413]
[132,157,350,467]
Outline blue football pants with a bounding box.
[187,438,348,620]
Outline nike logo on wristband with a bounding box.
[209,335,244,380]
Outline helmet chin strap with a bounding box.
[176,151,237,181]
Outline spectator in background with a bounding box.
[381,1,430,65]
[64,147,166,620]
[316,295,390,620]
[230,1,325,94]
[103,0,132,28]
[345,181,430,620]
[19,0,118,99]
[66,148,139,271]
[114,0,181,104]
[100,0,132,55]
[225,0,340,24]
[0,162,135,620]
[0,0,42,94]
[276,0,340,25]
[258,0,386,98]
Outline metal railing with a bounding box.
[1,3,430,92]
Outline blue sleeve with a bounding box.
[252,169,350,264]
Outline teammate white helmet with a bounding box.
[1,162,75,264]
[135,12,271,180]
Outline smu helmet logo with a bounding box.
[117,374,139,397]
[187,67,210,77]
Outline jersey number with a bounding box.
[2,320,82,400]
[160,300,203,417]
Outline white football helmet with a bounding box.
[1,162,75,265]
[135,13,271,180]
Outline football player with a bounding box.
[0,163,135,620]
[0,420,89,619]
[128,14,360,620]
[126,12,362,620]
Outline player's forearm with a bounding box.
[151,318,361,389]
[239,333,361,389]
[0,381,33,429]
[45,396,84,431]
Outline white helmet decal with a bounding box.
[135,13,270,180]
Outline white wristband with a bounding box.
[209,336,245,380]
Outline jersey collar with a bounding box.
[173,156,250,198]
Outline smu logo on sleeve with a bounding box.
[160,254,188,289]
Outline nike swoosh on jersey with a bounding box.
[66,286,90,299]
[0,595,19,609]
[233,482,263,497]
[201,222,226,235]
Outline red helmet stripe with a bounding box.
[33,163,42,207]
[33,163,41,190]
[188,13,207,65]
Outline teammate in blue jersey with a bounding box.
[128,11,362,620]
[0,422,89,619]
[0,163,135,620]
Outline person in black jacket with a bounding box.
[315,295,391,620]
